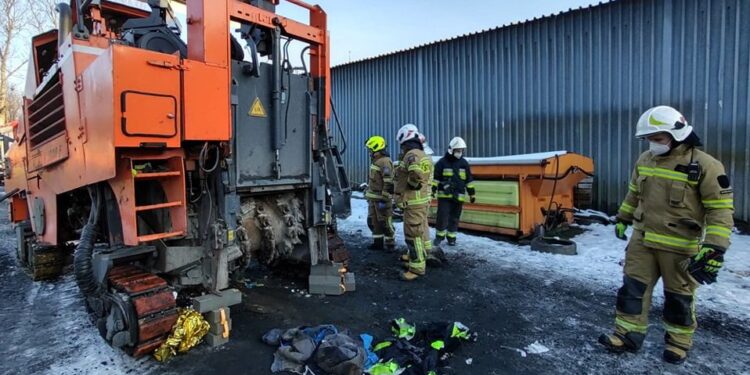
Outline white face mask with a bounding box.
[649,141,671,156]
[453,151,463,159]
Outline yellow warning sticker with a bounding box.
[249,97,267,117]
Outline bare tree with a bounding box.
[0,0,58,125]
[0,0,26,125]
[27,0,58,33]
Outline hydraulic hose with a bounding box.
[74,185,101,297]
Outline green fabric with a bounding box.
[391,318,416,340]
[450,322,471,339]
[367,360,400,375]
[373,341,392,352]
[431,340,445,350]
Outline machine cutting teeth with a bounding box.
[4,0,353,357]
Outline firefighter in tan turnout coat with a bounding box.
[364,136,396,251]
[393,124,433,281]
[599,106,734,365]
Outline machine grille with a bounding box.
[27,74,66,148]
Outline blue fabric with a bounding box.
[302,325,339,345]
[360,333,379,368]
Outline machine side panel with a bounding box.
[233,63,312,189]
[112,45,182,148]
[182,60,231,141]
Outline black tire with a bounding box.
[530,236,578,256]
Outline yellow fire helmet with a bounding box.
[365,135,387,153]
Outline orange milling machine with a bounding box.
[3,0,352,356]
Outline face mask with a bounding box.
[649,141,670,156]
[453,151,463,159]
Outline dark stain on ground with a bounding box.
[1,217,749,374]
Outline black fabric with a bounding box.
[373,321,476,375]
[717,175,731,188]
[433,153,475,200]
[663,291,694,327]
[679,131,703,147]
[435,199,463,234]
[614,331,645,350]
[616,275,648,315]
[401,139,423,152]
[314,333,366,375]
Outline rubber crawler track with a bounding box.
[107,265,179,357]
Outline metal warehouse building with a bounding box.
[331,0,750,221]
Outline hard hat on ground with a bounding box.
[635,106,693,141]
[365,135,387,153]
[448,137,467,153]
[397,124,420,144]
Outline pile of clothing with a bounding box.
[262,324,374,374]
[262,319,476,375]
[367,319,477,375]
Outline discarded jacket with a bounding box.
[263,325,368,375]
[367,319,477,375]
[153,308,210,362]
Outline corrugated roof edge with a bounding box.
[332,0,614,68]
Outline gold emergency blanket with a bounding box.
[154,308,210,362]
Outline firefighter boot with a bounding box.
[385,238,396,252]
[368,237,384,250]
[598,331,644,354]
[426,246,447,267]
[433,233,445,247]
[663,334,690,365]
[447,233,457,246]
[400,270,423,281]
[663,346,688,365]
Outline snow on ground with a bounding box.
[340,193,750,322]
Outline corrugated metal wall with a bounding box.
[331,0,750,221]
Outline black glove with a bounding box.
[687,245,725,285]
[409,182,422,190]
[469,195,476,203]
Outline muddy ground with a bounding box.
[1,205,749,374]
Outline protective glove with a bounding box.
[409,182,423,190]
[469,195,476,204]
[614,220,629,241]
[686,245,725,285]
[377,201,387,210]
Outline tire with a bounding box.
[530,236,578,256]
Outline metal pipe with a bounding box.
[272,27,284,150]
[284,0,317,12]
[56,3,73,46]
[74,0,85,34]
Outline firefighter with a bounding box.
[598,106,734,365]
[393,124,433,281]
[432,137,476,246]
[364,135,396,250]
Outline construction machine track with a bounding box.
[104,265,178,357]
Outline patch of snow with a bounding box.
[340,194,750,322]
[524,341,550,354]
[431,150,569,165]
